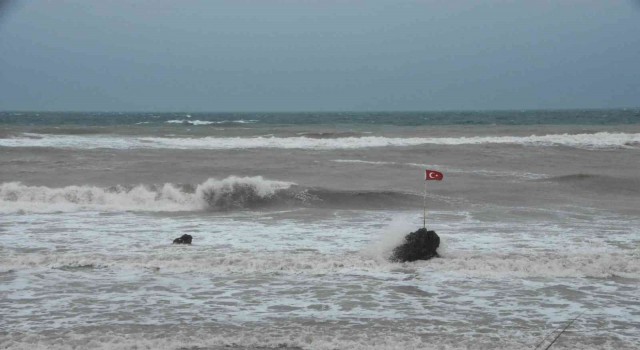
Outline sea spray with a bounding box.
[361,214,418,262]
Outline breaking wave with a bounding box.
[0,177,292,213]
[0,177,422,213]
[1,132,638,149]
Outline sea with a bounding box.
[1,110,639,350]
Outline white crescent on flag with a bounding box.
[425,170,444,181]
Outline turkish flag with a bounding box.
[425,170,443,181]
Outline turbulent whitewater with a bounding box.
[1,110,639,350]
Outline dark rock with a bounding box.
[173,234,193,245]
[390,228,440,262]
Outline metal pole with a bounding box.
[423,181,427,229]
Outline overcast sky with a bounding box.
[0,0,639,112]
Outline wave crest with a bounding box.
[0,177,423,213]
[0,176,294,213]
[196,177,293,210]
[2,132,639,149]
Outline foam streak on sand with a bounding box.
[1,132,639,149]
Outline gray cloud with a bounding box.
[0,1,639,112]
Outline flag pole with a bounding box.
[423,180,427,230]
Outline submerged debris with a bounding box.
[390,228,440,262]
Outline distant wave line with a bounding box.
[1,132,638,150]
[165,119,258,125]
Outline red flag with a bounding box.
[425,169,443,181]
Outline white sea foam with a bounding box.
[0,176,293,213]
[424,251,640,279]
[165,119,258,125]
[3,328,636,350]
[1,132,638,149]
[0,328,559,350]
[3,247,637,279]
[2,208,638,349]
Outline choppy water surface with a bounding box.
[1,111,639,349]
